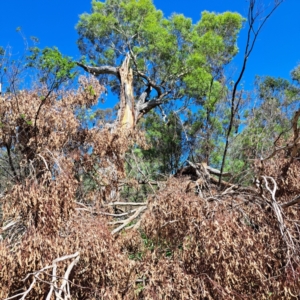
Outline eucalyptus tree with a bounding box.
[76,0,244,132]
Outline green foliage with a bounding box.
[75,0,245,174]
[122,110,186,203]
[186,98,228,166]
[86,84,96,96]
[0,46,4,56]
[27,47,77,90]
[291,64,300,84]
[76,0,245,173]
[195,11,244,63]
[227,73,300,179]
[140,111,184,175]
[29,36,39,43]
[76,0,243,101]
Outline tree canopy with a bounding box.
[76,0,244,124]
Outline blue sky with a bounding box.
[0,0,299,91]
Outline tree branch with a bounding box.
[111,206,147,235]
[218,0,284,186]
[281,194,300,209]
[105,202,147,206]
[76,62,119,78]
[135,92,169,121]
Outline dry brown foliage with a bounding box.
[0,214,136,299]
[258,151,300,201]
[0,75,139,299]
[134,178,298,299]
[1,75,300,299]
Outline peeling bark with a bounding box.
[117,55,135,129]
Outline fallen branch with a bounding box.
[210,176,236,189]
[106,202,147,207]
[261,176,295,255]
[111,206,147,235]
[4,252,80,300]
[100,209,137,217]
[48,252,80,300]
[281,194,300,209]
[1,218,21,232]
[206,165,232,177]
[108,209,140,225]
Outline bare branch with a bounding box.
[219,0,285,185]
[135,96,165,121]
[128,48,163,96]
[54,252,80,300]
[206,165,232,177]
[77,62,119,78]
[111,205,147,235]
[4,252,80,300]
[105,202,147,207]
[261,176,295,254]
[282,195,300,209]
